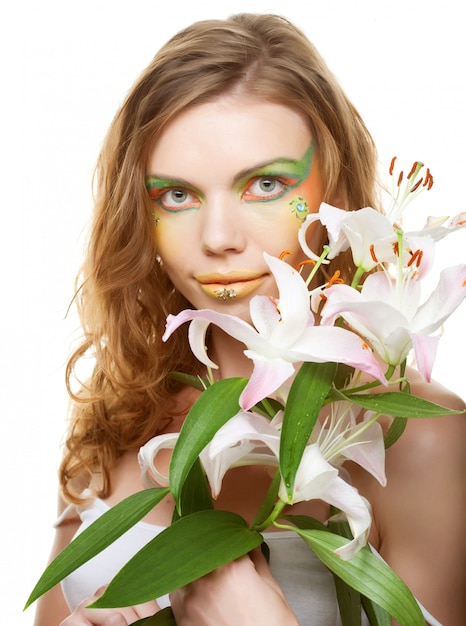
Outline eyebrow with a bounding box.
[145,156,305,190]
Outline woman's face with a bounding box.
[146,95,324,318]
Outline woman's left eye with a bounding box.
[243,176,288,201]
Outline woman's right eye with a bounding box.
[157,188,200,211]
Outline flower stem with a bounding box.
[251,499,287,532]
[305,245,331,286]
[351,266,365,289]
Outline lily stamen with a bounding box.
[279,249,293,260]
[407,249,423,268]
[327,270,344,288]
[296,259,316,271]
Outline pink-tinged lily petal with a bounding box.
[138,434,179,488]
[411,264,466,335]
[283,324,387,384]
[313,401,386,487]
[409,333,439,382]
[200,411,280,497]
[278,444,371,560]
[338,419,387,487]
[240,352,295,410]
[322,294,412,366]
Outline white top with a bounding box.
[59,497,441,625]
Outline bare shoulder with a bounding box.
[104,448,176,526]
[350,374,465,532]
[348,375,466,624]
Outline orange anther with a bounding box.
[389,156,397,175]
[392,241,399,256]
[327,270,344,287]
[370,244,378,263]
[397,171,404,186]
[407,249,423,268]
[410,179,423,193]
[279,249,293,260]
[407,161,419,179]
[296,259,316,269]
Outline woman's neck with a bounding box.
[208,326,253,381]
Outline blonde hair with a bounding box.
[60,13,379,503]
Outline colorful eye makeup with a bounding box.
[145,177,202,212]
[238,141,315,204]
[145,140,315,213]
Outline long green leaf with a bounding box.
[91,510,263,608]
[169,378,247,510]
[327,512,390,626]
[171,457,213,523]
[290,527,425,626]
[333,390,463,418]
[25,488,170,609]
[280,361,337,499]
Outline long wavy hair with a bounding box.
[60,13,379,503]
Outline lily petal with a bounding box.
[278,444,372,560]
[339,419,387,486]
[240,352,295,410]
[138,434,179,488]
[200,411,280,497]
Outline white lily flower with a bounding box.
[200,404,384,559]
[163,253,386,410]
[200,411,282,498]
[321,264,466,380]
[299,203,395,271]
[278,444,372,559]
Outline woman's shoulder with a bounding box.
[101,447,176,526]
[348,373,465,542]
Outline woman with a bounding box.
[33,14,464,626]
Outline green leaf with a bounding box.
[333,575,362,626]
[327,512,390,626]
[286,516,391,626]
[334,390,463,418]
[383,415,407,449]
[25,488,170,609]
[131,607,177,625]
[91,509,263,608]
[280,361,337,499]
[169,377,247,511]
[290,527,425,626]
[168,371,210,391]
[252,396,284,419]
[171,457,213,523]
[361,596,392,626]
[251,469,281,528]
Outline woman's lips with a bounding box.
[195,272,267,299]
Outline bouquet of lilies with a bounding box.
[26,160,466,625]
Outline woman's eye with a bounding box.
[244,176,287,201]
[158,188,199,211]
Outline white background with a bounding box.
[1,1,464,623]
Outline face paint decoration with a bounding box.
[289,196,309,222]
[215,288,237,300]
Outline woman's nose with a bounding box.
[199,196,247,255]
